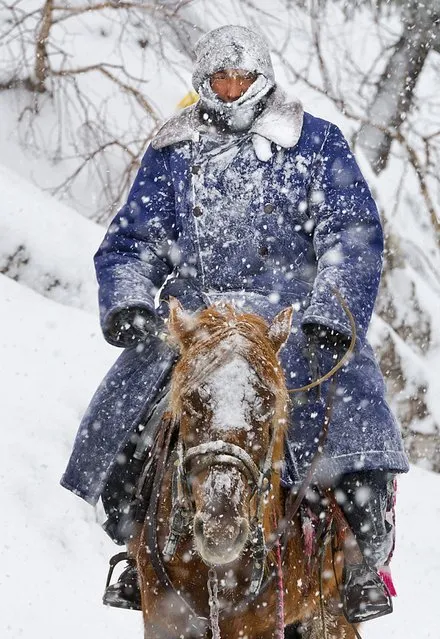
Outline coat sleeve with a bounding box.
[94,144,177,346]
[302,123,384,341]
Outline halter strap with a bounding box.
[184,440,261,485]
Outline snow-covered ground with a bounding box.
[0,168,439,638]
[0,273,141,639]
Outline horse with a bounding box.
[128,298,359,639]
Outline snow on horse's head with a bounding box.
[168,298,292,566]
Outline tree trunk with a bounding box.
[356,3,439,173]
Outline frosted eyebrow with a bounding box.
[211,70,257,80]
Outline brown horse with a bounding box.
[129,299,359,639]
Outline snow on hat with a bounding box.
[192,25,275,92]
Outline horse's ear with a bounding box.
[167,296,198,350]
[268,306,293,352]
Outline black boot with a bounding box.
[103,552,141,610]
[334,471,395,623]
[342,563,392,623]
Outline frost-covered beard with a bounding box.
[198,74,273,133]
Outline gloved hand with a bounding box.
[304,323,350,352]
[110,307,160,345]
[303,323,351,381]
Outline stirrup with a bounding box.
[103,552,141,611]
[105,551,130,590]
[342,563,393,624]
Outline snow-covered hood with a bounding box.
[152,87,304,158]
[191,25,275,92]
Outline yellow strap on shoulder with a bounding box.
[177,91,199,109]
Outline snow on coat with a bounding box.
[61,91,409,505]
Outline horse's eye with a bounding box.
[181,388,209,419]
[252,389,275,423]
[181,394,198,415]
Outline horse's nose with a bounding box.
[193,514,249,565]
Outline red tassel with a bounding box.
[378,567,397,597]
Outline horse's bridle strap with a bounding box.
[184,440,261,486]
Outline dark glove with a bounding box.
[110,307,160,345]
[303,323,351,381]
[304,323,350,351]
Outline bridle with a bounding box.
[163,415,284,596]
[184,440,261,486]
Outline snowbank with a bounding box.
[0,274,142,639]
[0,163,102,312]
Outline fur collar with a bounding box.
[152,87,304,152]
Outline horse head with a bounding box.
[167,298,292,567]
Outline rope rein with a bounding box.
[287,288,357,395]
[318,536,330,639]
[207,568,221,639]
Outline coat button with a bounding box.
[258,245,269,257]
[191,165,201,175]
[193,206,203,217]
[264,203,275,214]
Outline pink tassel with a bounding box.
[378,567,397,597]
[303,519,315,560]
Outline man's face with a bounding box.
[210,69,258,102]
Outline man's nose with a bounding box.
[226,78,245,101]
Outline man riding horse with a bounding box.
[61,25,409,626]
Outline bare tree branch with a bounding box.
[34,0,54,92]
[52,64,160,123]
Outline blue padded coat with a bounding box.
[61,96,409,505]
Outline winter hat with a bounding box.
[192,25,275,92]
[192,25,276,132]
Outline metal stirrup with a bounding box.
[105,551,131,589]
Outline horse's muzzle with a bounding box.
[193,513,249,566]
